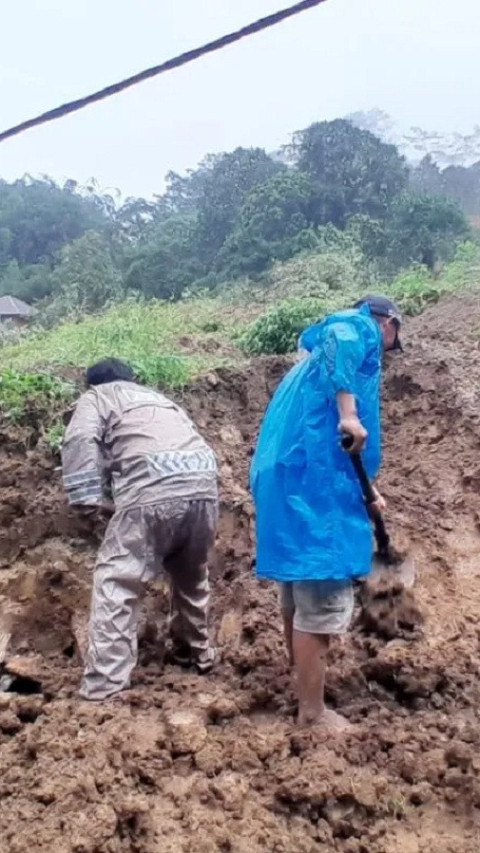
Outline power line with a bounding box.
[0,0,328,145]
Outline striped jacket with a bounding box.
[62,381,218,510]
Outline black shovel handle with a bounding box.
[341,434,390,557]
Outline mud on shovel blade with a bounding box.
[341,434,415,588]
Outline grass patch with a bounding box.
[0,297,242,384]
[240,242,480,355]
[1,242,479,377]
[0,370,74,423]
[43,418,66,453]
[130,354,193,388]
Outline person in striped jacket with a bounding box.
[62,358,218,701]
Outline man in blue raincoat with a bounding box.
[250,295,403,729]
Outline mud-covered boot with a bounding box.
[193,646,217,674]
[170,641,217,674]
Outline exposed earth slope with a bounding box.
[1,293,480,852]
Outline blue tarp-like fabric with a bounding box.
[250,305,382,582]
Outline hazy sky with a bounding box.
[1,0,478,198]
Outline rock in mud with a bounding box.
[4,654,42,680]
[204,692,239,722]
[194,740,225,776]
[445,741,472,771]
[210,771,249,814]
[166,710,208,755]
[409,782,433,805]
[0,709,22,734]
[217,610,243,649]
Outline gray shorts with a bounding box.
[279,579,354,634]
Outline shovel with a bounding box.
[341,435,415,588]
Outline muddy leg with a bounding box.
[279,583,295,666]
[290,580,353,729]
[293,630,329,725]
[80,509,148,701]
[282,610,294,666]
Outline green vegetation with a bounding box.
[0,118,475,319]
[0,242,478,381]
[239,298,328,356]
[0,370,74,423]
[0,238,476,444]
[0,297,241,383]
[44,419,67,453]
[0,113,478,434]
[239,241,480,355]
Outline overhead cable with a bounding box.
[0,0,328,144]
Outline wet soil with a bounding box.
[1,292,480,851]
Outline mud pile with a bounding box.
[1,293,480,852]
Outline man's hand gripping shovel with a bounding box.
[342,435,420,637]
[341,434,415,588]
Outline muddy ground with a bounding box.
[1,292,480,852]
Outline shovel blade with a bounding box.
[359,552,421,639]
[371,552,416,589]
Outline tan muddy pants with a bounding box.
[80,498,218,700]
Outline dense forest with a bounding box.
[0,114,477,324]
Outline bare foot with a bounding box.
[297,707,352,731]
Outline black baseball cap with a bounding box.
[353,295,403,351]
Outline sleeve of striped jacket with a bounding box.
[61,391,105,506]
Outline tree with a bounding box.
[77,177,120,223]
[441,163,480,216]
[124,214,203,299]
[0,227,11,266]
[114,196,160,243]
[161,156,219,215]
[385,192,469,270]
[0,260,51,302]
[410,155,444,196]
[346,215,387,262]
[216,171,311,277]
[50,231,122,314]
[292,119,408,228]
[196,147,284,259]
[0,176,108,266]
[239,171,311,243]
[409,155,480,217]
[0,260,23,298]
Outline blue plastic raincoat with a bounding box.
[250,304,382,582]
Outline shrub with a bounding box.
[0,370,74,422]
[44,419,66,453]
[0,321,30,347]
[441,240,480,289]
[239,297,328,355]
[387,242,480,315]
[388,266,441,315]
[131,355,192,388]
[259,243,373,301]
